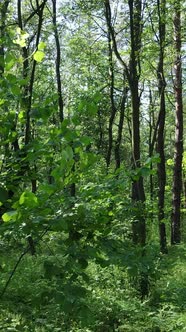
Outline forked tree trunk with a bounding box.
[171,0,183,244]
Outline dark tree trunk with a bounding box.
[106,29,116,168]
[24,0,47,145]
[97,109,104,153]
[104,0,148,297]
[115,85,128,170]
[128,0,148,297]
[52,0,64,123]
[148,89,155,219]
[17,0,47,255]
[0,0,10,75]
[128,0,146,243]
[0,1,12,222]
[171,0,183,244]
[156,0,167,254]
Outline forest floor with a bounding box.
[0,239,186,332]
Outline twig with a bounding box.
[0,227,50,299]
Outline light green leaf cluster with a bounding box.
[13,27,29,48]
[2,210,17,222]
[33,41,46,62]
[19,191,38,207]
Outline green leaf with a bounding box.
[65,146,74,160]
[0,99,5,105]
[108,211,114,216]
[2,210,17,222]
[34,50,45,62]
[78,100,86,112]
[18,110,25,120]
[11,85,21,96]
[19,191,38,208]
[38,41,46,50]
[14,39,26,47]
[167,158,174,166]
[6,73,17,83]
[80,136,92,146]
[13,28,29,48]
[5,54,16,70]
[140,167,151,177]
[87,102,98,115]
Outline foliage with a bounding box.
[0,0,186,331]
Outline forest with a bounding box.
[0,0,186,331]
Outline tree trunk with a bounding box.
[105,28,116,168]
[128,0,148,297]
[115,84,128,170]
[171,0,183,244]
[0,0,9,75]
[52,0,64,123]
[156,0,167,254]
[104,0,148,297]
[17,0,47,255]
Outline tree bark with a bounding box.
[171,0,183,244]
[156,0,167,254]
[17,0,47,254]
[128,0,146,243]
[115,84,128,170]
[106,28,117,168]
[0,0,10,75]
[0,0,10,222]
[104,0,148,297]
[128,0,148,297]
[52,0,64,123]
[24,0,47,145]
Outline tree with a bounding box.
[156,0,167,253]
[0,2,186,328]
[171,0,183,244]
[104,0,148,296]
[0,0,10,75]
[52,0,64,123]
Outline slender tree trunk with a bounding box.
[171,0,183,244]
[156,0,167,254]
[106,29,117,168]
[0,0,10,222]
[52,0,64,123]
[97,109,104,153]
[115,84,128,170]
[104,0,148,296]
[128,0,146,242]
[148,89,154,203]
[24,0,47,145]
[17,0,46,255]
[0,0,9,75]
[148,89,158,221]
[128,0,148,297]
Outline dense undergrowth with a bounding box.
[1,235,186,331]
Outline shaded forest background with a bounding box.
[0,0,186,331]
